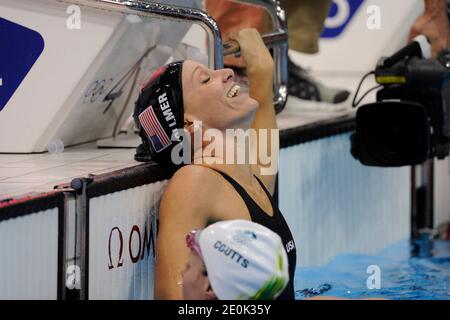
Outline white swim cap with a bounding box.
[193,220,289,300]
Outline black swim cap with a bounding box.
[134,61,185,165]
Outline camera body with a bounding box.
[351,51,450,167]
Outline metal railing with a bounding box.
[226,0,288,113]
[60,0,288,112]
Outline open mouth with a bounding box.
[226,84,241,98]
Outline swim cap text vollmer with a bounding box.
[134,61,185,165]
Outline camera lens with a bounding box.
[354,102,430,166]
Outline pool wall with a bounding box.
[434,158,450,229]
[279,132,411,267]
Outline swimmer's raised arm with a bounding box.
[228,29,278,195]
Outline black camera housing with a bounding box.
[351,54,450,167]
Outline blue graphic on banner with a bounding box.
[321,0,364,38]
[0,18,45,111]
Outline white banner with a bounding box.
[88,181,168,300]
[0,209,59,299]
[0,0,195,152]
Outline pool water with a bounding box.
[294,237,450,300]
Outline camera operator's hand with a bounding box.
[408,0,450,57]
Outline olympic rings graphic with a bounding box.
[83,78,114,104]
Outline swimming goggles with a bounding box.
[186,229,203,259]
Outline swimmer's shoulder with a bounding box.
[169,164,222,190]
[160,165,223,216]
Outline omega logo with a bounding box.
[108,222,156,270]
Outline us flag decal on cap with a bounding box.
[139,106,171,153]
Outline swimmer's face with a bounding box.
[181,251,216,300]
[182,60,258,131]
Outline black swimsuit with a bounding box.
[214,170,297,300]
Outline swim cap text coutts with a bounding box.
[213,240,249,268]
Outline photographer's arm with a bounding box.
[408,0,450,57]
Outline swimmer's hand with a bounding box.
[228,28,274,78]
